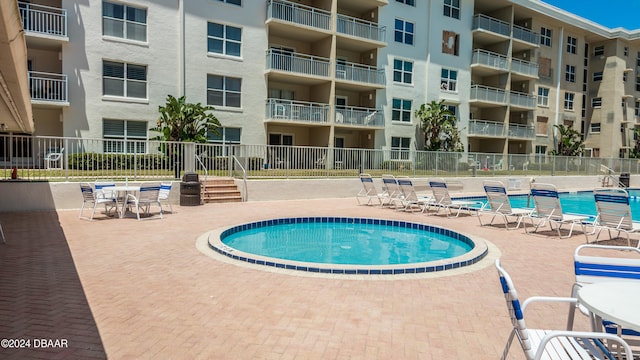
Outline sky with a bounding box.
[541,0,640,30]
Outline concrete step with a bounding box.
[200,177,242,203]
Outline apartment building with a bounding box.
[6,0,640,163]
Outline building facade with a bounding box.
[11,0,640,161]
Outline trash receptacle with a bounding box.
[180,172,201,206]
[620,173,630,188]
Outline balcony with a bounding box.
[18,2,67,40]
[335,107,383,127]
[470,85,507,106]
[266,0,331,31]
[471,49,508,75]
[266,49,330,79]
[511,58,539,79]
[508,123,536,139]
[29,71,68,105]
[337,14,385,43]
[265,99,330,124]
[473,14,510,38]
[512,24,539,48]
[509,91,536,109]
[335,62,385,86]
[468,119,506,137]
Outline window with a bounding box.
[391,137,411,160]
[536,116,548,136]
[540,27,552,47]
[623,73,628,82]
[444,104,457,121]
[393,59,413,84]
[636,75,640,92]
[535,145,547,155]
[394,19,414,45]
[537,87,549,107]
[565,64,576,83]
[103,61,147,98]
[392,98,412,122]
[103,119,147,153]
[102,1,147,42]
[396,0,415,5]
[216,0,241,5]
[635,101,640,116]
[564,92,575,110]
[567,36,577,54]
[591,97,602,107]
[440,68,457,92]
[624,47,629,56]
[594,45,604,56]
[443,0,460,19]
[590,123,601,132]
[207,22,242,57]
[207,75,241,108]
[593,71,603,81]
[208,127,241,144]
[442,30,459,56]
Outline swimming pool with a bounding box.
[208,217,488,275]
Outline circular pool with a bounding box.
[208,217,488,275]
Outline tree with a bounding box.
[151,95,221,178]
[415,100,463,152]
[550,124,584,156]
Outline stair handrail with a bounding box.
[195,152,208,185]
[602,174,625,188]
[231,155,248,202]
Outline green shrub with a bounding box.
[67,153,167,170]
[380,160,412,171]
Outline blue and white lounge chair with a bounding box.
[496,258,634,360]
[523,183,588,238]
[395,177,433,213]
[356,173,383,206]
[428,178,480,217]
[478,180,533,229]
[380,174,402,207]
[588,188,640,246]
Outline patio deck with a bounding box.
[0,197,612,359]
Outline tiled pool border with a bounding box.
[207,217,488,276]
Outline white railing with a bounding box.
[470,85,507,104]
[337,14,385,42]
[471,49,508,71]
[18,2,67,38]
[28,71,68,103]
[508,123,536,139]
[265,99,330,124]
[511,58,539,77]
[266,49,330,77]
[335,62,385,85]
[266,0,331,30]
[335,107,383,127]
[512,24,539,45]
[472,14,510,37]
[509,91,536,109]
[468,120,506,137]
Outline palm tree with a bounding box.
[415,100,463,152]
[152,95,221,178]
[550,124,584,156]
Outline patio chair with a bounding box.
[395,177,433,213]
[94,180,116,201]
[123,183,163,220]
[44,147,64,170]
[567,244,640,350]
[380,174,402,208]
[428,178,482,217]
[523,183,589,238]
[495,258,634,360]
[478,180,533,229]
[158,182,173,213]
[79,183,116,221]
[356,174,384,206]
[587,188,640,246]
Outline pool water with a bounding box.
[222,221,473,265]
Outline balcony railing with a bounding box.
[468,119,506,137]
[265,99,330,124]
[509,91,536,109]
[29,71,68,103]
[335,62,385,85]
[266,0,331,30]
[335,107,383,127]
[18,2,67,38]
[512,25,539,45]
[471,49,508,71]
[511,58,539,78]
[508,123,536,139]
[266,49,330,78]
[472,14,510,37]
[470,85,507,105]
[337,14,385,42]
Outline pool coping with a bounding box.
[206,217,489,276]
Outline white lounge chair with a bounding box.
[523,183,588,238]
[79,183,116,220]
[478,180,533,229]
[496,258,634,360]
[395,177,433,213]
[356,173,384,206]
[380,174,402,207]
[587,188,640,246]
[123,183,163,220]
[44,147,64,170]
[428,178,481,217]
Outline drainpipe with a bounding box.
[179,0,185,96]
[553,27,564,154]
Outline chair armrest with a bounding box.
[521,296,577,311]
[534,330,633,360]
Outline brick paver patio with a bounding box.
[0,197,605,359]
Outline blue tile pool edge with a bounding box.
[208,217,489,276]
